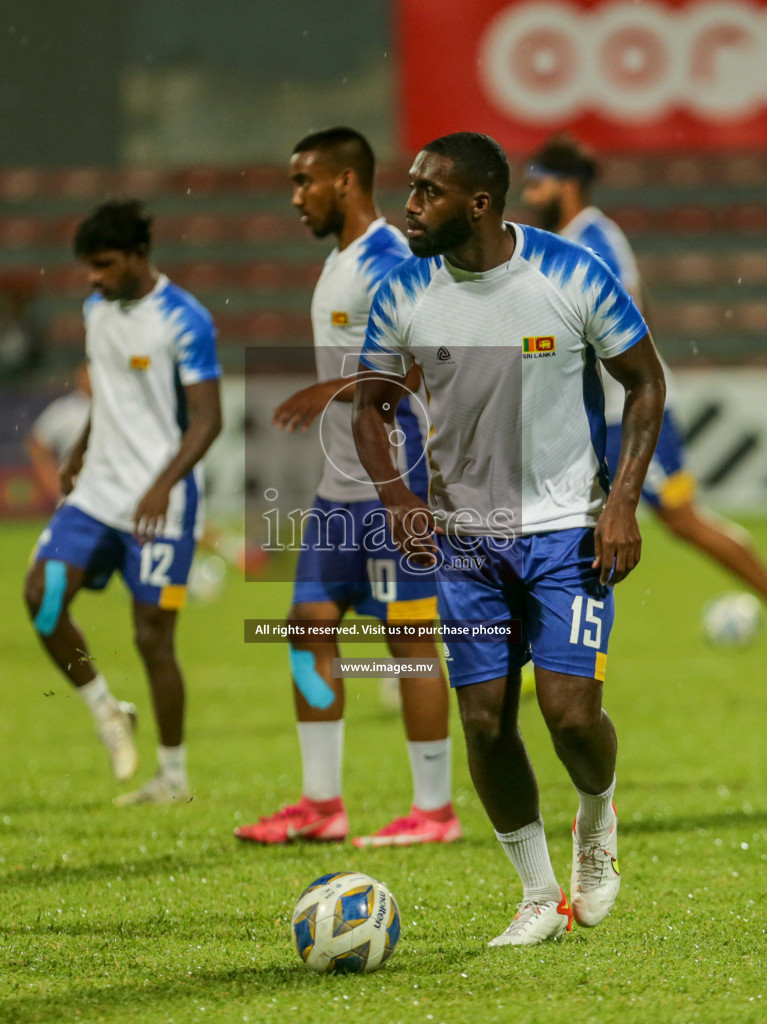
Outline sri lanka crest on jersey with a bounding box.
[523,336,556,358]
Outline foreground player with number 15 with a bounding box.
[353,133,665,945]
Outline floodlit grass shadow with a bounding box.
[0,961,370,1024]
[0,854,182,891]
[0,797,108,818]
[620,807,767,835]
[618,777,754,794]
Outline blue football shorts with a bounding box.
[435,527,614,687]
[292,496,438,623]
[34,504,195,610]
[606,408,696,510]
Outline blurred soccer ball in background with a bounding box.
[702,592,762,646]
[187,554,227,603]
[291,871,400,973]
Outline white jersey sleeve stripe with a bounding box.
[519,225,646,359]
[156,282,221,386]
[360,255,440,373]
[561,207,641,295]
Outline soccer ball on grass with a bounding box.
[701,592,762,646]
[291,871,400,973]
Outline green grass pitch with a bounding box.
[1,517,766,1024]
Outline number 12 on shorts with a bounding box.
[569,595,603,648]
[139,542,175,587]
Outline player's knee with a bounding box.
[286,603,317,631]
[289,646,337,711]
[24,564,45,617]
[286,604,342,655]
[542,701,600,746]
[134,610,174,663]
[25,560,69,636]
[458,698,504,751]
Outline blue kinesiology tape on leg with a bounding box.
[34,559,68,636]
[289,646,336,710]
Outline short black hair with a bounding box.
[292,127,376,192]
[73,199,152,257]
[421,132,510,214]
[528,134,598,189]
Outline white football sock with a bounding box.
[575,775,616,839]
[407,738,452,811]
[78,673,119,726]
[158,744,187,784]
[297,720,344,802]
[495,817,561,904]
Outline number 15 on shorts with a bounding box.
[569,595,603,648]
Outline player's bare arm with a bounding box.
[133,378,222,541]
[273,365,422,433]
[59,418,91,496]
[353,370,438,567]
[597,334,666,585]
[272,378,356,433]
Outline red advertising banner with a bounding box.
[395,0,767,153]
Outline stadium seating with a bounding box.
[0,153,765,371]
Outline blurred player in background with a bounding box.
[522,135,767,604]
[26,363,91,508]
[235,128,460,848]
[26,363,250,603]
[24,200,222,805]
[354,132,665,945]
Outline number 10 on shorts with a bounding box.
[569,595,603,648]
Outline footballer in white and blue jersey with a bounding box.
[25,199,222,803]
[559,208,691,510]
[355,136,665,937]
[360,220,650,685]
[36,271,221,608]
[523,142,691,512]
[286,216,436,623]
[234,129,459,851]
[524,140,767,635]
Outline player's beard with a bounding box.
[98,272,141,302]
[408,211,473,258]
[534,196,562,233]
[309,208,344,239]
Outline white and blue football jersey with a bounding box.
[360,223,648,537]
[560,206,640,293]
[561,206,673,424]
[67,274,221,537]
[312,217,428,502]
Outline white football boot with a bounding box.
[114,773,190,807]
[489,888,573,947]
[571,803,621,927]
[98,701,138,782]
